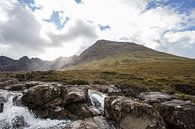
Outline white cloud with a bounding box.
[0,0,195,59]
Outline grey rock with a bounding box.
[139,92,176,104]
[159,99,195,129]
[105,96,167,129]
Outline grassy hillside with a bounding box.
[5,40,195,101]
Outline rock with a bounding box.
[0,78,19,89]
[117,84,147,97]
[64,87,87,104]
[24,81,44,89]
[173,84,195,95]
[64,116,114,129]
[139,92,176,104]
[159,99,195,129]
[21,84,99,120]
[5,83,26,91]
[105,96,167,129]
[11,115,27,129]
[60,104,99,120]
[21,84,62,108]
[0,97,4,113]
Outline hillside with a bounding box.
[69,40,186,70]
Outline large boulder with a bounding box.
[21,84,62,108]
[105,96,167,129]
[159,100,195,129]
[21,84,99,120]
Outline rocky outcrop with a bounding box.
[21,84,98,120]
[158,100,195,129]
[105,96,167,129]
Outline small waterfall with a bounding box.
[0,90,70,129]
[88,90,107,112]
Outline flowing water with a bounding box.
[0,88,109,129]
[88,90,107,112]
[0,90,70,129]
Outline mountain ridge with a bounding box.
[0,40,191,71]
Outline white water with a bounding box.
[0,90,70,129]
[88,90,107,112]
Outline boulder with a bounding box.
[63,87,87,104]
[21,84,99,120]
[159,99,195,129]
[0,78,19,90]
[21,84,62,108]
[64,116,114,129]
[105,96,167,129]
[139,92,176,104]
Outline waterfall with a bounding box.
[0,90,70,129]
[88,90,107,112]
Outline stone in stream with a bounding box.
[105,96,167,129]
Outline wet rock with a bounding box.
[21,84,99,120]
[105,96,167,129]
[139,92,176,104]
[159,99,195,129]
[0,97,4,112]
[11,115,27,129]
[65,104,98,120]
[64,116,113,129]
[5,83,26,91]
[24,81,44,89]
[64,87,87,104]
[21,84,62,108]
[0,78,19,89]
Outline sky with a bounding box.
[0,0,195,60]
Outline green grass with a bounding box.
[3,53,195,102]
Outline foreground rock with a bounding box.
[64,116,114,129]
[159,100,195,129]
[105,96,167,129]
[21,84,98,120]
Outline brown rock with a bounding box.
[159,100,195,129]
[105,96,167,129]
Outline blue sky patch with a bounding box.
[18,0,41,11]
[75,0,81,4]
[44,11,70,30]
[98,25,111,31]
[146,0,195,14]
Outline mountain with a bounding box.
[79,40,153,62]
[0,56,52,71]
[68,40,185,69]
[0,40,191,71]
